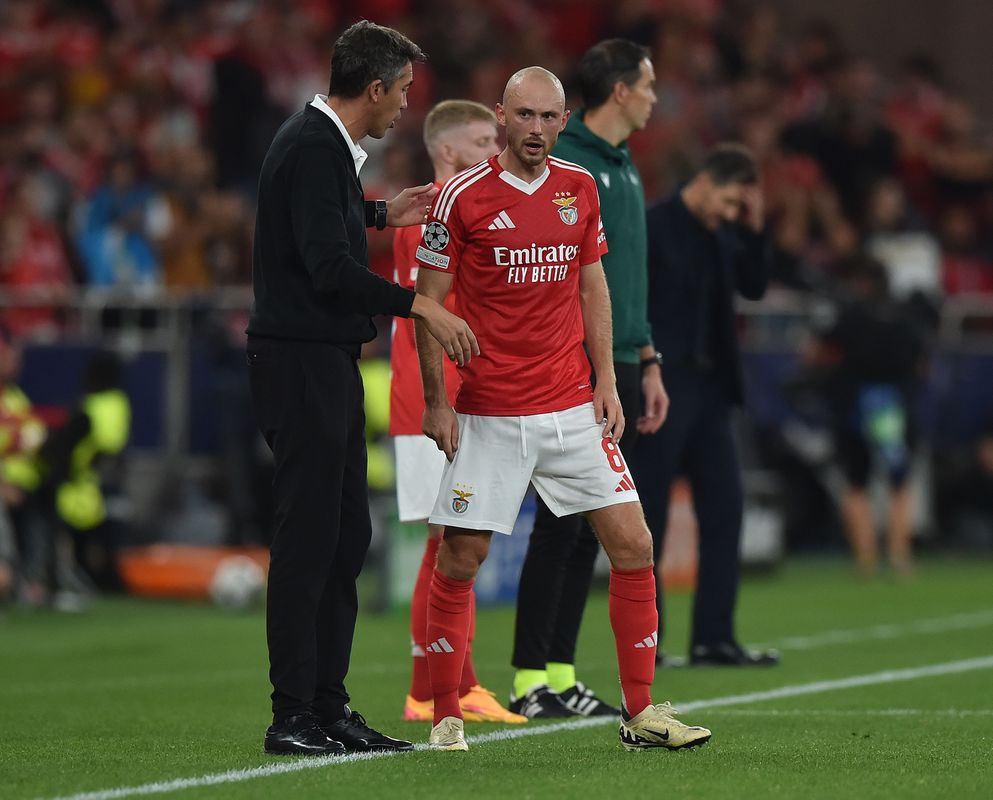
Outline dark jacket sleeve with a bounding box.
[289,147,415,318]
[728,227,771,301]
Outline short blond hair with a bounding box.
[423,100,497,153]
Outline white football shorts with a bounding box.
[428,402,639,535]
[394,434,449,522]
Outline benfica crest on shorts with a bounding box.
[451,487,474,514]
[552,193,578,225]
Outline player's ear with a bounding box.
[495,103,507,126]
[613,79,628,104]
[441,142,456,167]
[560,108,570,131]
[367,79,383,103]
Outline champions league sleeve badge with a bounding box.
[423,221,450,251]
[552,193,578,225]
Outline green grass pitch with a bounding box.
[2,557,992,799]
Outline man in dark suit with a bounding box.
[634,144,778,667]
[248,21,478,756]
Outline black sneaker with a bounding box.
[558,681,620,717]
[508,684,574,719]
[690,641,780,666]
[320,707,414,752]
[264,713,346,756]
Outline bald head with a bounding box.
[496,65,570,176]
[502,66,565,108]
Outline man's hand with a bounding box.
[741,185,765,233]
[410,293,480,367]
[423,403,460,461]
[637,364,669,434]
[593,381,625,442]
[387,183,440,227]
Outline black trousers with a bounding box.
[247,336,370,723]
[631,365,743,647]
[512,362,642,670]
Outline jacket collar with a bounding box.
[308,94,368,176]
[559,111,629,165]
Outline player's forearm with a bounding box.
[414,319,448,406]
[580,266,616,386]
[411,276,453,406]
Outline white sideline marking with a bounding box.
[675,655,993,714]
[702,708,993,717]
[11,608,993,697]
[753,608,993,652]
[43,655,993,800]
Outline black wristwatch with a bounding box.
[374,199,388,230]
[640,351,663,371]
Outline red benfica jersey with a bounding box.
[416,155,607,416]
[389,221,461,436]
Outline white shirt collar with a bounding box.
[498,163,550,195]
[310,94,368,176]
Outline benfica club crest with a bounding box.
[552,193,578,225]
[451,487,474,514]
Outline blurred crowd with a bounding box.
[2,0,992,332]
[1,0,993,603]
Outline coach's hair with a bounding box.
[574,38,651,110]
[329,20,425,99]
[423,100,496,151]
[699,144,760,186]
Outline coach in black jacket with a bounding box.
[633,144,778,667]
[247,21,477,757]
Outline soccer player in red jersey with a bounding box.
[414,67,712,752]
[391,100,525,725]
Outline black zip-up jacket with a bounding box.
[248,103,415,350]
[646,192,770,405]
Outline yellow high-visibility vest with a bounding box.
[56,389,131,530]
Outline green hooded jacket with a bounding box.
[552,112,652,364]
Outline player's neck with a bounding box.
[497,149,546,183]
[435,165,457,184]
[582,106,631,147]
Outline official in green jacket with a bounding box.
[509,39,670,718]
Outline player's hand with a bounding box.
[386,183,441,227]
[637,365,669,434]
[411,294,480,366]
[593,382,625,442]
[423,403,460,462]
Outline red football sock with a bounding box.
[459,591,479,696]
[408,536,441,702]
[609,566,658,716]
[426,568,474,723]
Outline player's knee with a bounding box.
[437,530,490,580]
[601,521,653,570]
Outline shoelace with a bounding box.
[343,711,374,732]
[467,685,496,698]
